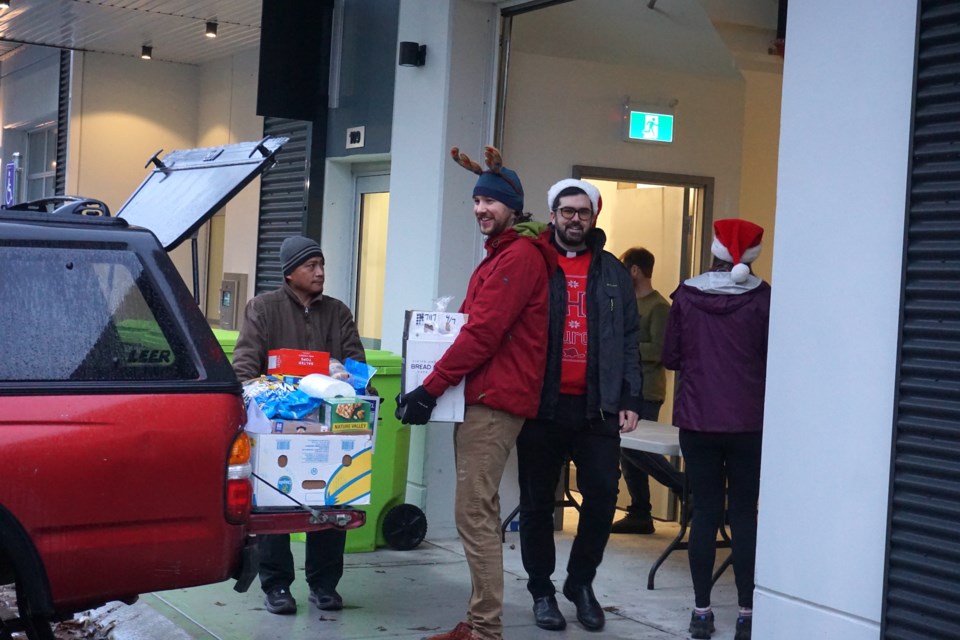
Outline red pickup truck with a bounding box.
[0,142,364,639]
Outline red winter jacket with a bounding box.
[423,227,554,418]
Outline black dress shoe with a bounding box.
[562,581,604,631]
[532,595,566,631]
[308,586,343,611]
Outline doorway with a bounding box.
[353,174,390,349]
[576,165,714,424]
[575,166,713,521]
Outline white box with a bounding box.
[249,432,373,507]
[402,310,467,423]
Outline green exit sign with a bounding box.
[627,110,674,143]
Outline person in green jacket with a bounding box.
[611,247,683,534]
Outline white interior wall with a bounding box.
[198,48,263,305]
[737,67,781,282]
[60,49,258,305]
[754,1,916,636]
[503,53,746,225]
[70,52,200,282]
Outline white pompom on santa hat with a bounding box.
[711,218,764,283]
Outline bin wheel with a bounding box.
[382,503,427,551]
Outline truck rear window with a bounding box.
[0,246,198,382]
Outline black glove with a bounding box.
[395,385,437,425]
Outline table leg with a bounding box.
[647,475,691,590]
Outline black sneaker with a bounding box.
[689,610,715,639]
[308,586,343,611]
[610,514,655,534]
[264,587,297,615]
[735,615,752,640]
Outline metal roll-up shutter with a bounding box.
[255,117,311,294]
[55,49,70,196]
[883,2,960,638]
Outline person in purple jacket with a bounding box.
[662,218,770,640]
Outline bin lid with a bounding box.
[211,328,240,348]
[117,137,287,251]
[365,349,402,373]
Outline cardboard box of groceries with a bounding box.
[248,432,372,507]
[401,310,467,422]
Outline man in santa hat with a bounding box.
[662,218,770,640]
[515,178,642,633]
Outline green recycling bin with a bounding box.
[211,327,239,363]
[345,349,425,553]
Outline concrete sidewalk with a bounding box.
[97,515,739,640]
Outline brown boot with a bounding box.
[422,622,479,640]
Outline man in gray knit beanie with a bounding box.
[231,233,366,617]
[280,235,324,276]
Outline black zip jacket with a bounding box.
[535,225,643,420]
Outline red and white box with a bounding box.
[267,349,330,377]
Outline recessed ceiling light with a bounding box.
[140,45,152,60]
[205,21,218,38]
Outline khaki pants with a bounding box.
[454,405,524,640]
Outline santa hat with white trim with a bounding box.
[547,178,602,215]
[711,219,764,283]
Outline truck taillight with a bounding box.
[229,431,251,465]
[226,432,253,524]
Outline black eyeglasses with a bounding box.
[556,206,594,221]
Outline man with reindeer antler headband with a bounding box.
[395,146,555,640]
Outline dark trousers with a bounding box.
[517,394,622,598]
[619,399,677,517]
[679,429,762,609]
[258,529,346,593]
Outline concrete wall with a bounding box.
[385,0,500,538]
[753,0,916,636]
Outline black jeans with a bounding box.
[679,429,762,609]
[517,394,622,598]
[258,528,346,593]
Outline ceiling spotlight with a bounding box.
[0,1,10,9]
[140,45,152,60]
[205,21,218,38]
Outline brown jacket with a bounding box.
[232,283,365,382]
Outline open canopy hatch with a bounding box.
[118,136,288,251]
